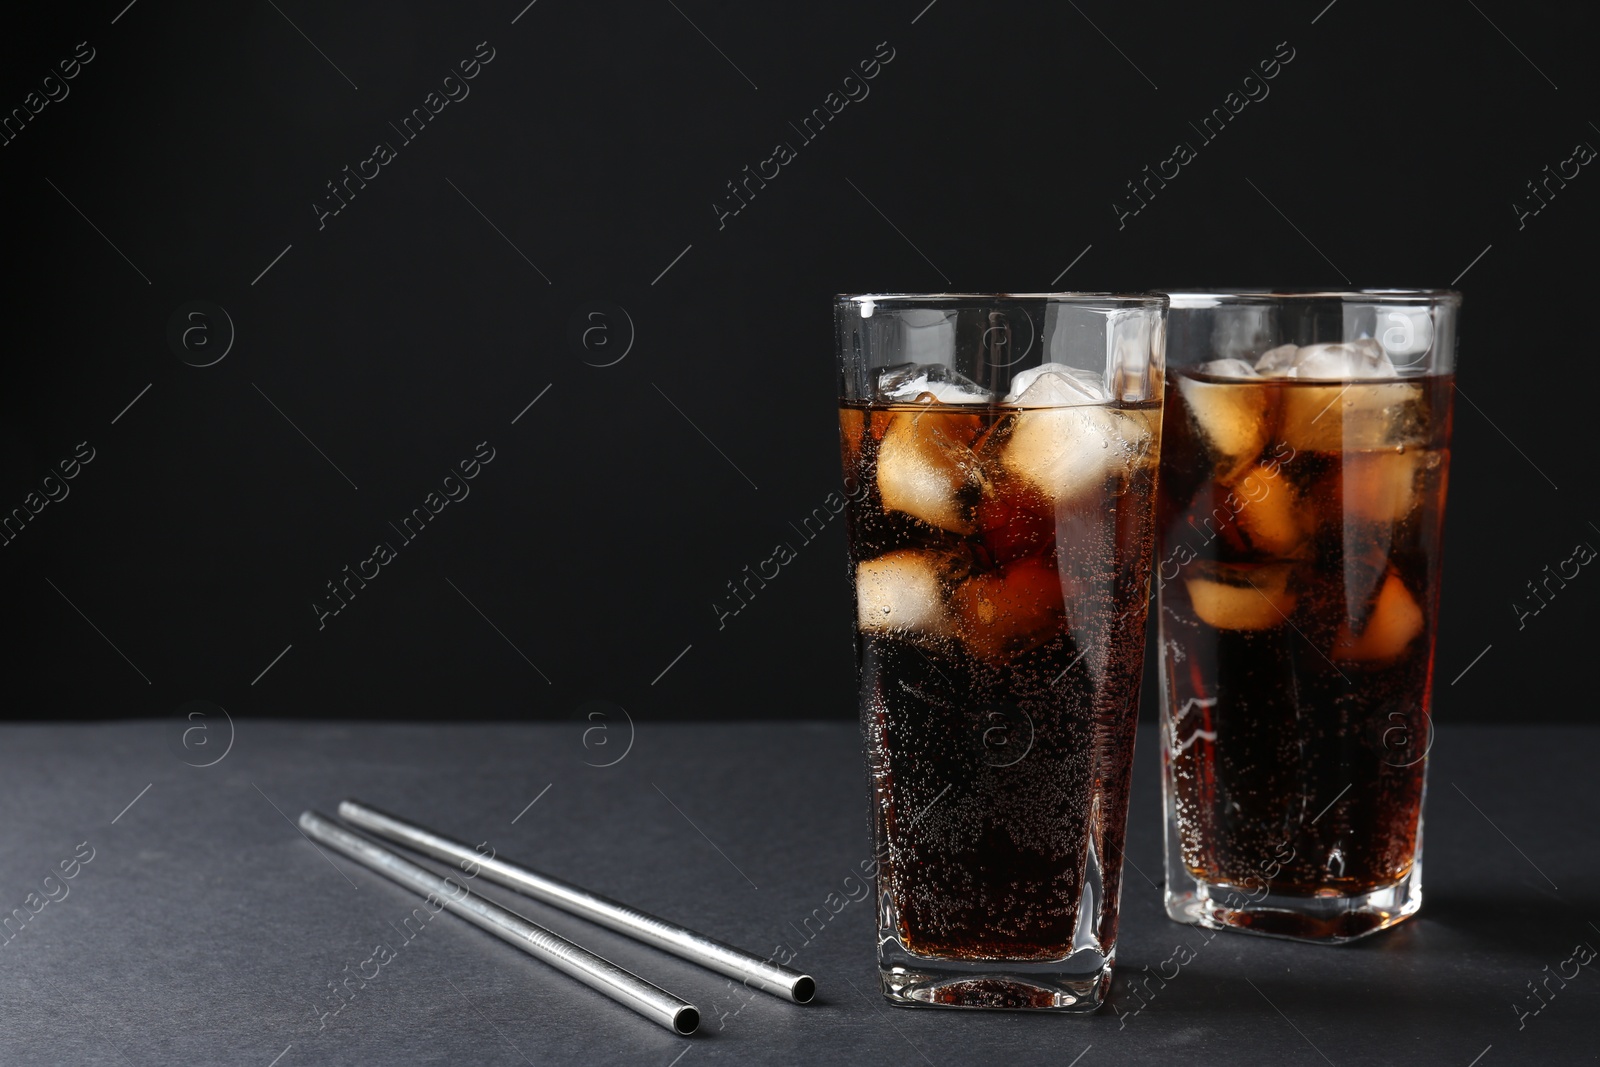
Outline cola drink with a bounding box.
[834,293,1165,1011]
[837,296,1166,1009]
[1156,299,1459,944]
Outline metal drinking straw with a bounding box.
[298,811,700,1036]
[337,798,816,1004]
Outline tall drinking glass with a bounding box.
[834,293,1166,1010]
[1156,290,1458,942]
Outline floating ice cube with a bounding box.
[1232,464,1309,556]
[1278,381,1425,453]
[1333,571,1423,661]
[949,557,1064,662]
[1194,358,1261,380]
[1252,344,1300,375]
[1183,562,1298,631]
[1341,451,1420,525]
[1118,405,1165,467]
[1177,375,1269,481]
[1003,363,1107,407]
[1256,339,1396,380]
[856,550,953,635]
[876,409,982,532]
[1000,405,1147,506]
[1333,452,1429,631]
[876,363,990,404]
[1377,308,1435,367]
[999,364,1139,503]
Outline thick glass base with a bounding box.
[1164,862,1422,944]
[878,940,1112,1011]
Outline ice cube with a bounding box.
[1003,363,1107,407]
[1183,562,1298,631]
[949,557,1064,662]
[1333,571,1423,661]
[1177,375,1269,481]
[1341,451,1420,525]
[1232,464,1309,556]
[1000,405,1149,506]
[1256,338,1396,379]
[876,408,983,532]
[1378,307,1435,366]
[1279,381,1425,453]
[1194,358,1261,380]
[877,363,990,404]
[856,550,954,635]
[1252,344,1299,374]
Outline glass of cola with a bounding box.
[835,293,1166,1010]
[1156,289,1459,943]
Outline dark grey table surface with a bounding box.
[0,720,1594,1066]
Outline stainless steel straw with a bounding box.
[298,811,699,1035]
[337,799,816,1004]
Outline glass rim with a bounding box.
[836,292,1168,307]
[1163,288,1461,309]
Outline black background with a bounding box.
[3,0,1593,723]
